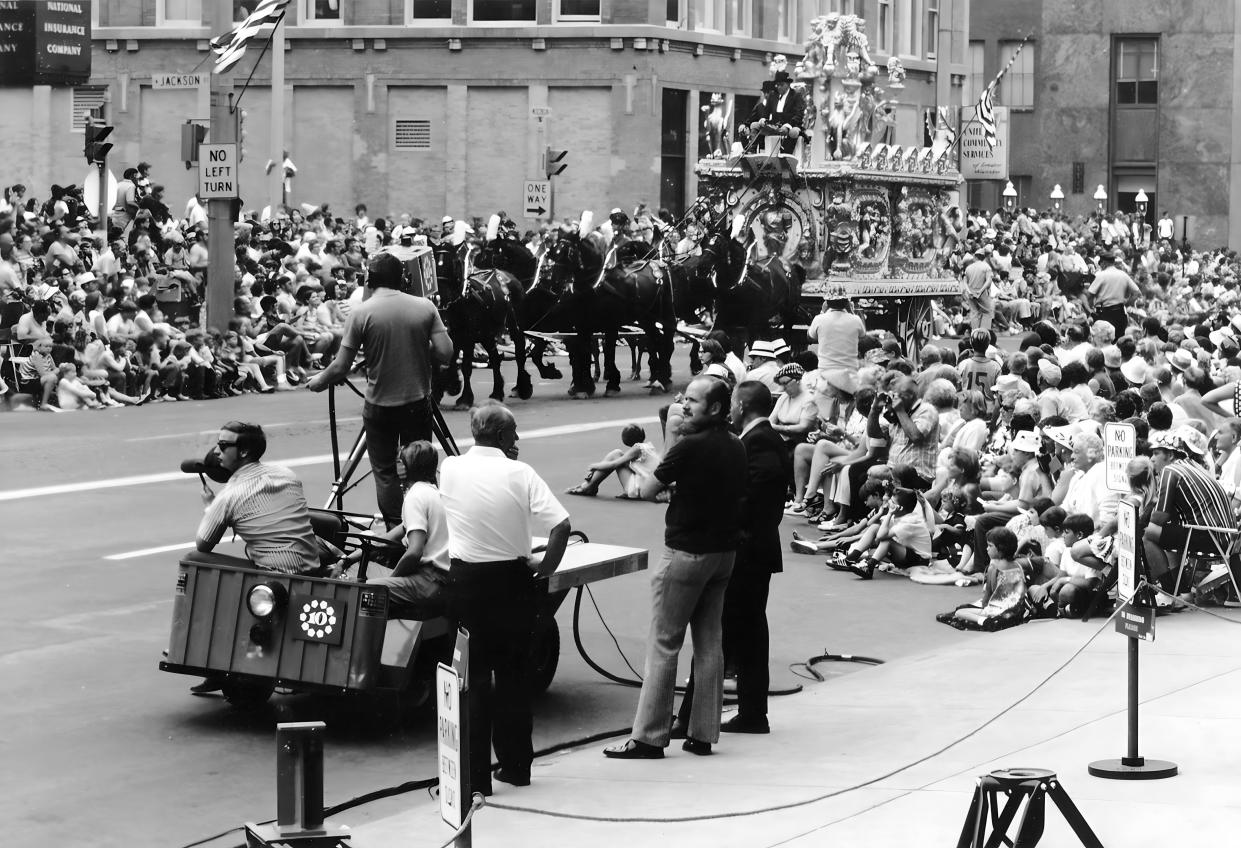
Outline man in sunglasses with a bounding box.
[194,421,319,576]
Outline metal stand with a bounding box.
[1087,633,1179,780]
[245,722,350,847]
[956,768,1103,848]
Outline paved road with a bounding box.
[0,362,979,847]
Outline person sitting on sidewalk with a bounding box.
[566,423,665,500]
[835,485,933,579]
[789,478,886,555]
[16,337,60,410]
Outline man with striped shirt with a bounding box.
[195,421,319,575]
[1144,428,1234,589]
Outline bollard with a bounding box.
[245,721,351,847]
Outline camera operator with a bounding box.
[867,376,939,489]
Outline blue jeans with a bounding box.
[363,398,431,525]
[631,547,735,746]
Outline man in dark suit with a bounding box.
[675,380,791,735]
[748,70,806,155]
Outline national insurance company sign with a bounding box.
[0,1,91,86]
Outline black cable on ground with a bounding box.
[788,650,885,683]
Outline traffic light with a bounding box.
[234,108,248,162]
[544,147,567,178]
[84,118,114,165]
[181,121,208,170]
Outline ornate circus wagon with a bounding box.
[694,13,963,355]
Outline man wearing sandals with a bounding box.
[604,376,746,760]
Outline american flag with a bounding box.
[973,35,1028,151]
[210,0,289,73]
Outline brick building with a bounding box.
[1,0,968,225]
[968,0,1241,249]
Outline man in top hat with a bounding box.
[748,70,806,155]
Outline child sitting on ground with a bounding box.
[837,487,933,580]
[790,479,886,555]
[566,423,664,501]
[1028,512,1102,617]
[954,527,1027,626]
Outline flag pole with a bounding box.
[941,34,1030,162]
[268,12,286,216]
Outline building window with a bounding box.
[697,0,725,32]
[300,0,342,23]
[967,40,984,104]
[997,40,1034,109]
[661,88,688,218]
[71,87,108,132]
[776,0,796,42]
[898,0,916,57]
[729,0,751,37]
[158,0,203,25]
[556,0,600,21]
[924,0,938,58]
[393,119,432,150]
[472,0,536,23]
[408,0,452,24]
[667,0,680,27]
[876,0,892,54]
[1116,38,1158,105]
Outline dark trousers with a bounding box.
[448,559,537,795]
[971,511,1012,572]
[677,561,773,726]
[363,398,431,525]
[1094,304,1128,337]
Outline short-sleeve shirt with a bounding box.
[340,287,448,407]
[807,309,865,372]
[876,400,940,480]
[439,446,569,562]
[653,423,747,553]
[1152,459,1234,553]
[958,356,1001,403]
[1088,267,1138,307]
[401,481,451,572]
[891,511,932,560]
[195,462,320,574]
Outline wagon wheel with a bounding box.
[221,679,275,709]
[528,619,561,695]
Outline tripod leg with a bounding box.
[1011,787,1045,848]
[1046,782,1105,848]
[322,428,368,510]
[984,789,1026,848]
[956,784,988,848]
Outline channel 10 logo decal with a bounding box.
[290,595,347,646]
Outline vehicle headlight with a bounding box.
[247,583,285,618]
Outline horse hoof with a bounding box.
[453,402,471,411]
[605,387,621,398]
[630,371,643,382]
[511,385,533,400]
[490,390,505,401]
[649,383,670,395]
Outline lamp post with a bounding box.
[1135,189,1149,220]
[1050,183,1064,213]
[1094,184,1108,213]
[1003,180,1017,212]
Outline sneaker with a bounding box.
[783,502,806,516]
[790,538,818,555]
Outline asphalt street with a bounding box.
[0,355,980,847]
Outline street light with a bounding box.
[1003,180,1017,212]
[1094,184,1107,213]
[1050,183,1064,212]
[1135,188,1149,220]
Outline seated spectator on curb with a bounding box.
[567,423,664,501]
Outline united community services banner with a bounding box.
[0,0,91,86]
[958,104,1009,181]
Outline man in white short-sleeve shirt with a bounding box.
[437,404,571,796]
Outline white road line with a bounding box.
[124,416,364,442]
[103,542,198,561]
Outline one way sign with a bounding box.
[523,179,551,218]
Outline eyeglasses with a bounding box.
[217,441,239,452]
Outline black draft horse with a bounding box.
[539,225,677,398]
[435,229,532,408]
[697,216,803,356]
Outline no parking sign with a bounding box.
[1104,422,1136,492]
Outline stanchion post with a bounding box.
[1088,500,1178,780]
[438,628,473,847]
[245,721,350,846]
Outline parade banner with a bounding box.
[959,104,1009,181]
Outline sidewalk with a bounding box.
[351,609,1241,847]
